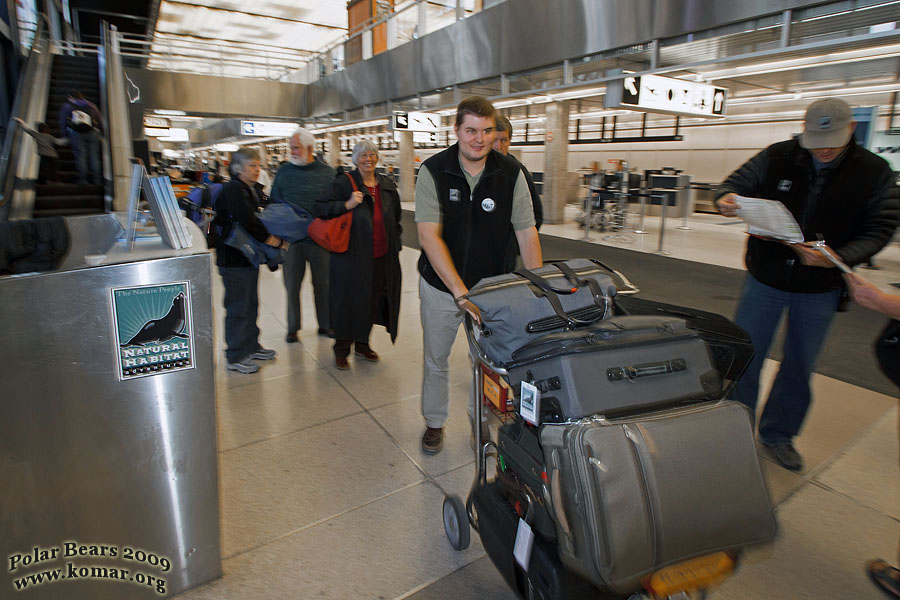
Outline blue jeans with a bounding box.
[732,274,841,445]
[68,128,101,184]
[219,266,261,363]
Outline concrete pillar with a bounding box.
[398,130,415,205]
[327,132,341,167]
[542,100,570,224]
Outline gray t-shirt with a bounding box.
[414,156,536,231]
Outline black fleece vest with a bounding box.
[417,145,521,293]
[747,139,887,292]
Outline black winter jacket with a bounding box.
[417,144,522,292]
[214,178,270,268]
[314,170,403,343]
[718,138,899,292]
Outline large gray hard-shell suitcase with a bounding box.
[507,316,722,420]
[465,259,620,366]
[541,401,776,595]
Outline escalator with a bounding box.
[1,15,133,222]
[35,54,105,217]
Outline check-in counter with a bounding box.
[647,173,693,217]
[1,213,220,599]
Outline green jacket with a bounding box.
[270,159,336,214]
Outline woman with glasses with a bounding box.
[314,140,403,370]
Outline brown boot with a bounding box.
[354,342,380,362]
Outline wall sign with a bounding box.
[111,282,195,381]
[240,121,299,137]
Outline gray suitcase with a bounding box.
[540,401,776,595]
[507,316,723,420]
[465,259,620,366]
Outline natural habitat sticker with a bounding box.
[111,282,194,380]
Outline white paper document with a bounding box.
[735,196,804,243]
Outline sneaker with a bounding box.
[867,559,900,598]
[227,359,259,374]
[422,427,444,454]
[763,442,804,472]
[249,347,277,361]
[285,332,298,343]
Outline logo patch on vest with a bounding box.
[481,198,496,213]
[777,179,792,192]
[449,189,460,202]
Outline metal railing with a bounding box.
[115,32,312,81]
[102,23,136,212]
[0,16,53,221]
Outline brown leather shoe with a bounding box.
[421,427,443,454]
[335,356,350,370]
[354,346,380,362]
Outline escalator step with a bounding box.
[37,183,102,196]
[33,207,105,218]
[34,195,104,211]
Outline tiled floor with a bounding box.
[178,209,899,600]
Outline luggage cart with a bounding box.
[441,310,755,600]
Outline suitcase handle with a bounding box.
[514,264,614,329]
[607,359,687,381]
[515,262,596,296]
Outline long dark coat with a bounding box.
[313,169,402,343]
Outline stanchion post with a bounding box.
[677,187,692,230]
[634,193,647,234]
[656,193,672,255]
[584,186,593,241]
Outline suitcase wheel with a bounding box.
[442,495,470,551]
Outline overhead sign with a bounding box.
[240,121,299,137]
[608,74,727,117]
[392,130,438,143]
[392,111,440,132]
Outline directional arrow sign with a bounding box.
[608,74,727,118]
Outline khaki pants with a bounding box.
[419,277,480,428]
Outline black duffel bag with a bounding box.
[464,259,634,366]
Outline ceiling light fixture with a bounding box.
[698,43,900,81]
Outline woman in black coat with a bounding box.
[314,140,402,370]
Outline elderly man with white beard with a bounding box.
[270,127,337,342]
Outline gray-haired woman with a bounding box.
[313,140,403,370]
[214,148,287,374]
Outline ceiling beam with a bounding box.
[153,31,316,55]
[161,0,347,30]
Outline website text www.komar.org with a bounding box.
[8,541,169,595]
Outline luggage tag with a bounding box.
[513,518,535,571]
[519,381,540,426]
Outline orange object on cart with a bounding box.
[480,364,514,413]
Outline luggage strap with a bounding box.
[514,263,607,329]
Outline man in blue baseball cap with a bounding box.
[715,98,899,472]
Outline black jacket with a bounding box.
[417,144,522,292]
[314,170,403,343]
[718,138,899,292]
[504,158,543,270]
[214,178,270,268]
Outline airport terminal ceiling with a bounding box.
[122,0,900,152]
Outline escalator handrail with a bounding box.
[0,16,51,217]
